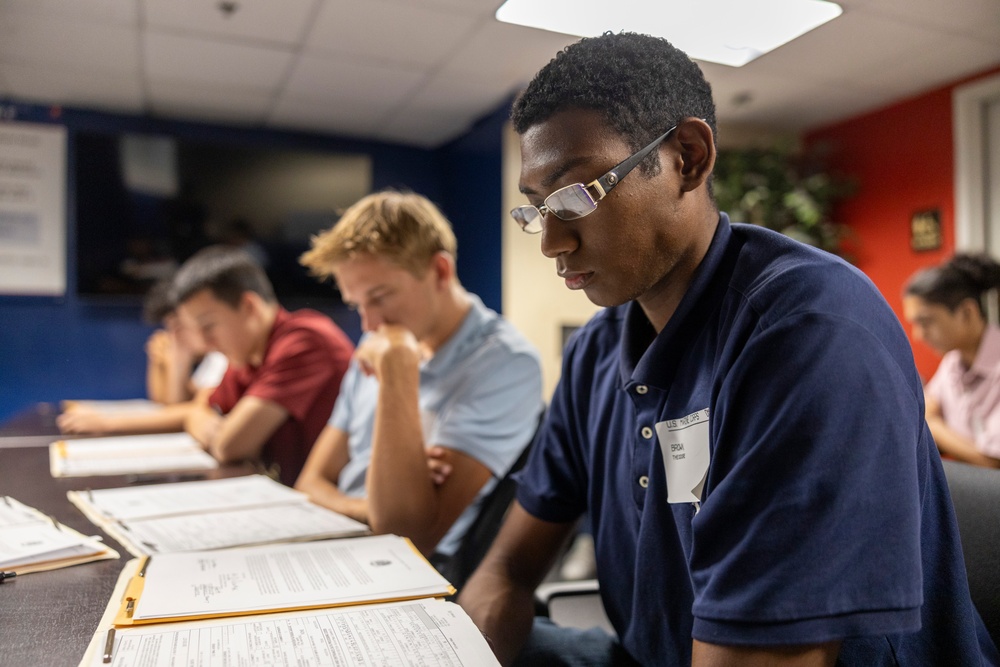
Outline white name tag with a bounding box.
[656,408,711,504]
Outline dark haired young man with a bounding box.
[176,246,354,485]
[458,33,999,666]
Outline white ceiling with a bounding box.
[1,0,998,148]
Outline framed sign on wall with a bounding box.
[0,120,67,296]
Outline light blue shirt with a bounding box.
[330,294,543,556]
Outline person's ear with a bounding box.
[238,291,259,318]
[957,297,982,324]
[673,118,716,193]
[431,251,455,289]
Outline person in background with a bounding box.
[57,280,227,435]
[176,246,354,485]
[456,32,998,666]
[143,278,228,405]
[295,190,543,572]
[903,253,1000,468]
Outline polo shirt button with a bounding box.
[638,475,649,488]
[636,385,648,395]
[641,426,653,439]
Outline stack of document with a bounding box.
[68,475,370,556]
[80,536,499,666]
[0,496,118,574]
[49,432,219,478]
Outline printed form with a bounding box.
[129,534,452,621]
[96,600,499,666]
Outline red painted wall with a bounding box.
[805,65,1000,382]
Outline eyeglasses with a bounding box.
[511,124,678,234]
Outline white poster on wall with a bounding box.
[0,121,67,296]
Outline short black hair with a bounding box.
[511,32,717,177]
[142,278,177,325]
[172,245,275,308]
[906,253,1000,316]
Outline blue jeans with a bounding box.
[513,617,639,667]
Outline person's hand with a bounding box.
[57,409,109,434]
[426,446,454,486]
[145,329,171,363]
[354,325,422,378]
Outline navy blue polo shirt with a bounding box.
[517,215,998,665]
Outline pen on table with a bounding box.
[103,627,116,663]
[0,571,17,584]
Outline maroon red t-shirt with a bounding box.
[209,308,353,485]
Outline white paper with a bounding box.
[96,599,499,667]
[78,475,305,521]
[0,497,109,570]
[133,535,451,620]
[67,476,369,557]
[121,502,369,554]
[50,433,218,477]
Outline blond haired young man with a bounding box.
[296,190,543,569]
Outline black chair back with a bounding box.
[436,412,544,592]
[942,459,1000,647]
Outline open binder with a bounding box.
[68,474,370,556]
[50,432,219,478]
[79,536,498,667]
[111,535,455,626]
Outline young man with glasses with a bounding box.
[458,32,998,666]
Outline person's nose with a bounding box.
[539,215,579,259]
[360,307,383,333]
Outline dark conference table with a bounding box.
[0,411,252,667]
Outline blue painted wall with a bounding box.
[0,98,508,421]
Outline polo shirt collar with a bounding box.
[620,213,733,389]
[422,294,489,377]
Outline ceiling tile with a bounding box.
[376,109,473,148]
[403,0,500,16]
[859,33,1000,101]
[753,10,952,86]
[268,96,384,139]
[402,68,511,118]
[143,0,319,47]
[860,0,1000,44]
[0,14,140,74]
[306,0,482,68]
[144,31,294,91]
[0,62,144,114]
[0,0,137,24]
[282,53,426,108]
[440,19,577,92]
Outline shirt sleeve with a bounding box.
[690,311,926,644]
[515,332,592,524]
[243,329,347,421]
[428,343,543,477]
[329,360,362,432]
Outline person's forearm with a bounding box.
[162,355,195,404]
[106,404,191,434]
[295,473,369,524]
[459,554,537,665]
[365,352,438,549]
[928,418,1000,468]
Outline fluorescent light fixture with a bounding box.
[495,0,842,67]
